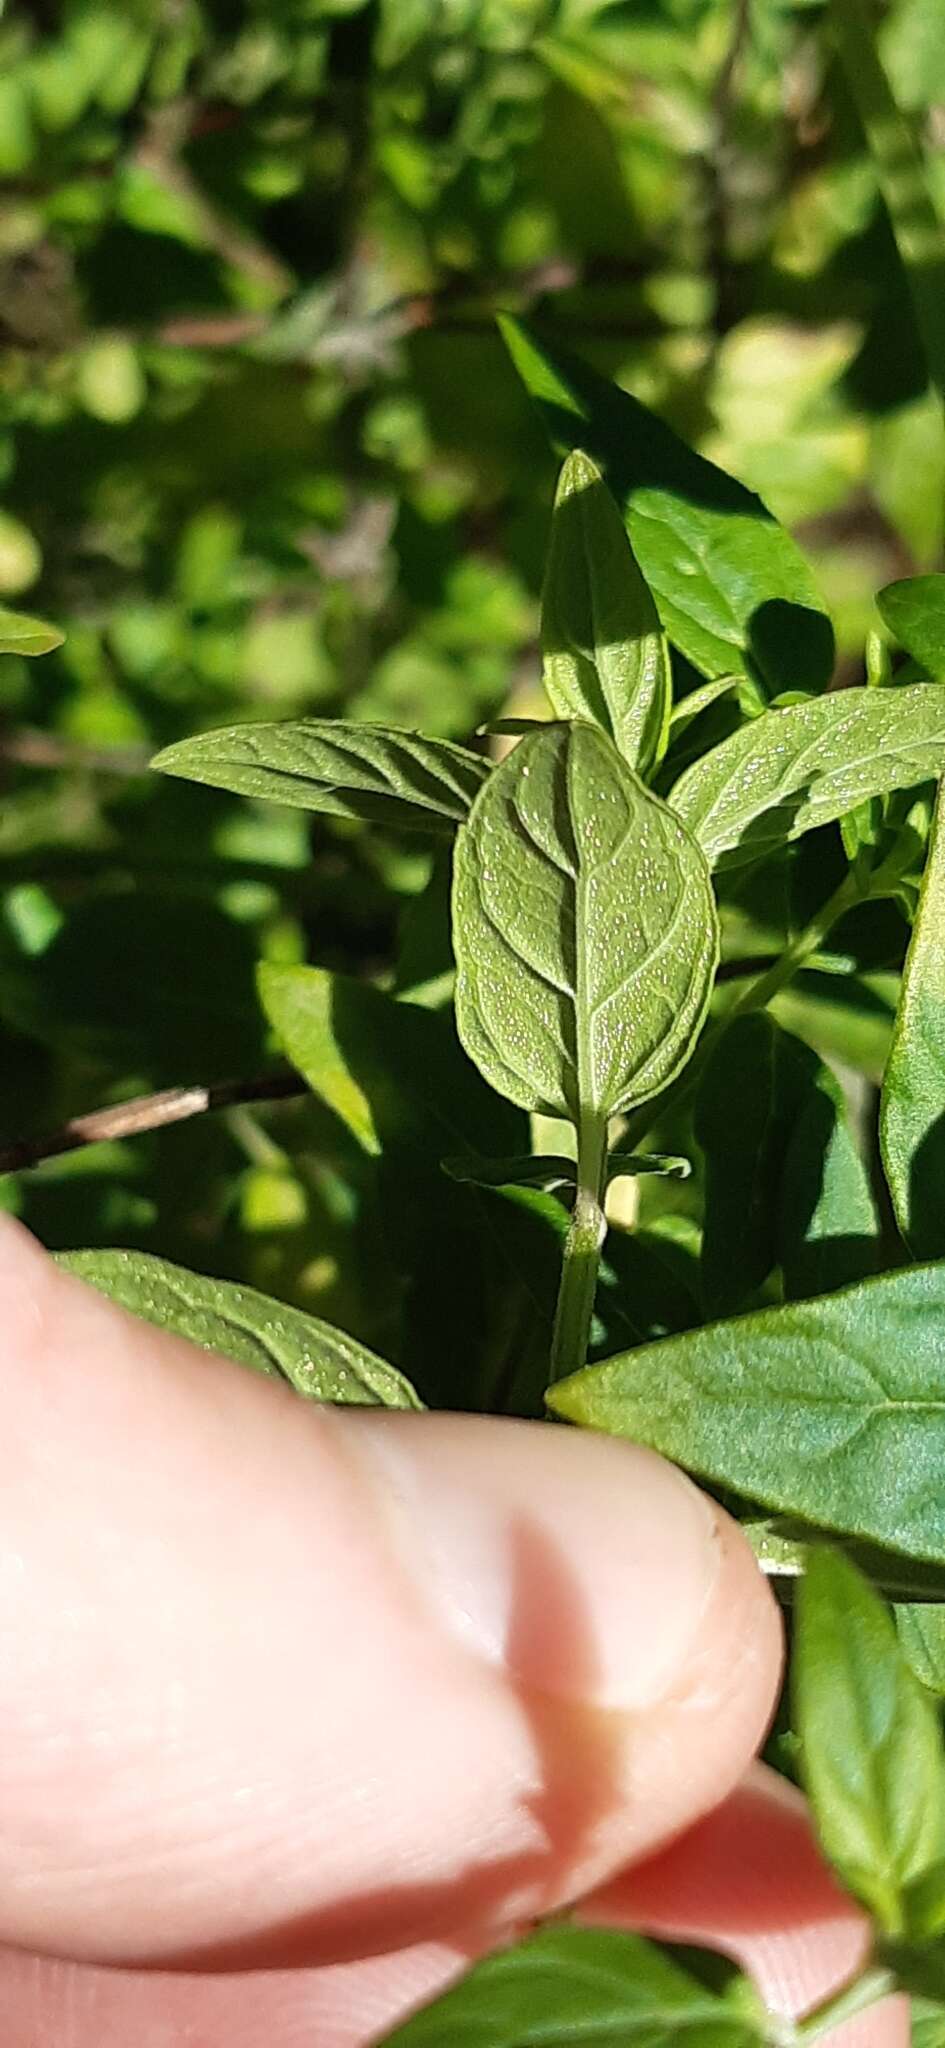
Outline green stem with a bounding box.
[829,0,945,409]
[794,1963,897,2046]
[549,1109,607,1385]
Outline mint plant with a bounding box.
[24,321,945,2038]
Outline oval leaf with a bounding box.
[452,721,719,1120]
[377,1923,762,2048]
[670,683,945,870]
[500,315,834,697]
[60,1249,422,1408]
[881,780,945,1258]
[796,1548,945,1939]
[542,448,670,774]
[549,1263,945,1565]
[153,720,490,834]
[0,605,64,657]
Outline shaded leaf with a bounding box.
[671,684,945,871]
[549,1263,945,1565]
[795,1548,945,1938]
[500,316,833,697]
[881,780,945,1257]
[60,1248,422,1407]
[154,720,490,834]
[541,448,670,773]
[896,1604,945,1697]
[452,721,719,1119]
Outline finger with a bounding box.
[0,1772,908,2048]
[582,1767,908,2048]
[0,1215,780,1968]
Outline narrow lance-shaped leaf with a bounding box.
[541,448,670,775]
[59,1249,423,1408]
[795,1548,945,1940]
[878,576,945,681]
[500,315,834,698]
[376,1922,764,2048]
[154,719,490,834]
[0,606,64,656]
[452,721,719,1121]
[670,683,945,871]
[881,780,945,1258]
[549,1262,945,1566]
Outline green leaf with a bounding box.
[154,720,490,835]
[500,316,834,698]
[376,1923,763,2048]
[881,781,945,1257]
[443,1152,577,1192]
[795,1548,945,1938]
[670,684,945,871]
[452,721,719,1120]
[696,1014,878,1316]
[896,1604,945,1697]
[548,1263,945,1565]
[878,577,945,680]
[541,449,670,774]
[912,1996,945,2048]
[0,606,64,657]
[59,1249,422,1408]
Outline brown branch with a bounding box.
[0,729,151,776]
[0,1070,306,1177]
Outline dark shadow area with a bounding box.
[905,1105,945,1262]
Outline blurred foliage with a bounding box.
[1,0,943,1367]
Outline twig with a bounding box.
[0,730,151,776]
[0,1070,306,1176]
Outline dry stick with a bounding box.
[0,1070,306,1176]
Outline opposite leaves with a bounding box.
[796,1549,945,1941]
[377,1923,763,2048]
[60,1249,422,1407]
[541,448,670,776]
[670,684,945,870]
[154,719,490,834]
[452,721,719,1121]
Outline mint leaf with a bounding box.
[500,315,833,697]
[541,449,670,775]
[796,1548,945,1939]
[452,721,718,1120]
[376,1923,764,2048]
[59,1250,422,1408]
[670,685,945,870]
[154,720,490,834]
[878,577,945,680]
[881,781,945,1257]
[0,606,64,656]
[549,1263,945,1565]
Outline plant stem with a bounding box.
[794,1963,898,2046]
[729,869,864,1019]
[549,1108,607,1385]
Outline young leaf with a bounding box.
[59,1249,423,1408]
[541,448,671,774]
[0,606,64,657]
[452,721,719,1121]
[443,1152,576,1192]
[376,1922,763,2048]
[896,1604,945,1699]
[153,720,490,834]
[670,684,945,871]
[696,1014,878,1316]
[500,315,834,698]
[881,781,945,1257]
[548,1263,945,1565]
[795,1548,945,1939]
[878,577,945,681]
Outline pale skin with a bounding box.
[0,1212,908,2048]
